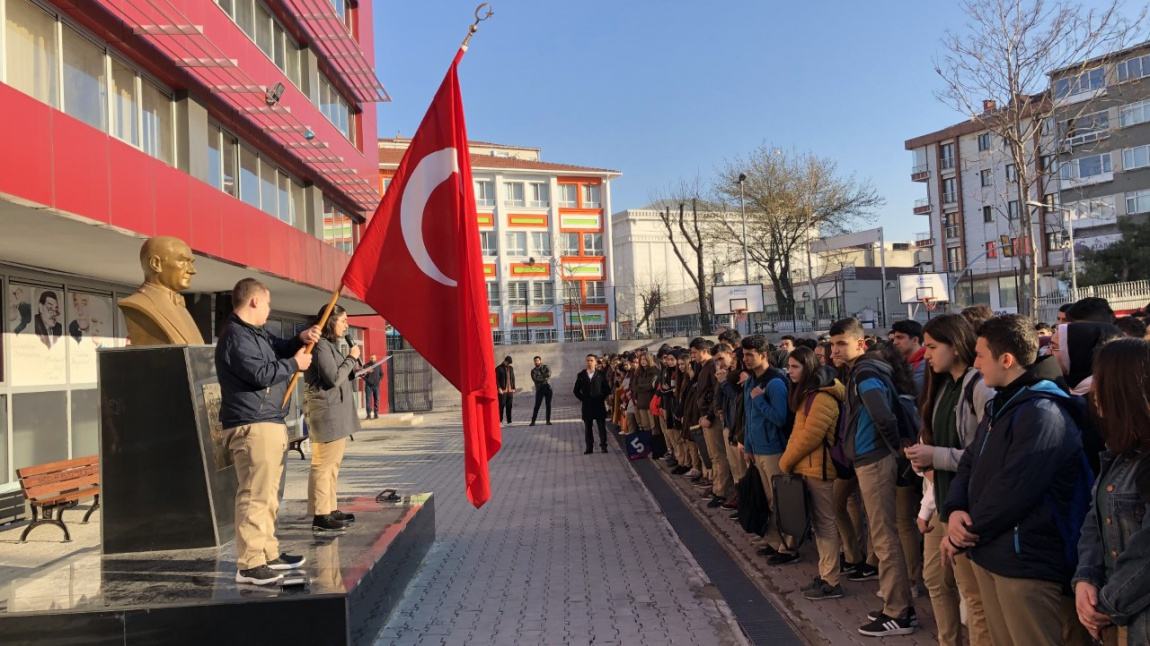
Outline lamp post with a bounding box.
[1026,200,1077,302]
[523,257,535,343]
[737,173,750,284]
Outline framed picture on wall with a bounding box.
[7,282,67,387]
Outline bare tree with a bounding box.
[654,179,716,335]
[713,146,882,318]
[635,283,664,336]
[934,0,1143,315]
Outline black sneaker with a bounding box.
[848,563,879,582]
[858,610,916,637]
[671,465,691,475]
[866,607,918,626]
[600,446,608,453]
[840,558,862,575]
[727,510,740,520]
[235,565,284,586]
[266,553,306,570]
[756,545,779,557]
[331,510,356,523]
[312,514,349,532]
[804,579,845,601]
[706,496,725,508]
[767,551,800,566]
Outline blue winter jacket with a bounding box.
[743,368,789,456]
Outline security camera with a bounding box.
[265,82,286,106]
[304,128,315,140]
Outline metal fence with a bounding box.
[386,349,433,413]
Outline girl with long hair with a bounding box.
[1074,338,1150,646]
[778,346,847,600]
[903,314,995,646]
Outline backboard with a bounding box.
[898,273,950,304]
[713,284,765,315]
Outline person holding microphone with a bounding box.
[303,304,362,533]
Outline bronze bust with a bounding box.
[118,236,205,346]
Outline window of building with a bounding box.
[582,233,603,256]
[979,169,991,187]
[585,281,606,304]
[943,212,962,239]
[221,131,239,197]
[475,180,494,208]
[939,143,955,170]
[504,231,527,256]
[1055,67,1105,98]
[503,182,525,207]
[216,1,303,90]
[1063,110,1110,146]
[61,26,107,130]
[582,184,602,208]
[1126,189,1150,215]
[1065,195,1117,221]
[941,177,957,203]
[1043,193,1058,212]
[1117,53,1150,83]
[109,58,138,145]
[1005,163,1017,182]
[140,81,173,164]
[998,276,1018,309]
[259,157,278,219]
[1120,99,1150,128]
[479,231,497,256]
[1123,145,1150,171]
[491,330,505,345]
[5,0,59,107]
[986,240,997,259]
[533,328,557,344]
[532,282,554,306]
[530,232,551,256]
[529,182,549,208]
[1040,154,1057,174]
[1007,200,1020,220]
[946,246,963,272]
[560,232,580,256]
[562,282,581,303]
[507,281,528,306]
[977,133,991,151]
[317,72,355,143]
[558,184,578,208]
[239,144,260,207]
[321,199,354,253]
[485,282,500,306]
[983,205,994,223]
[1046,231,1065,252]
[1060,153,1112,180]
[506,329,530,345]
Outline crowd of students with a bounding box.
[599,298,1150,644]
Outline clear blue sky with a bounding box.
[370,0,1118,242]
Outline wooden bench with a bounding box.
[16,455,100,543]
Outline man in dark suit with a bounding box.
[363,354,383,419]
[495,356,515,424]
[573,354,610,454]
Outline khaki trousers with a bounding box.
[684,434,701,470]
[805,477,842,586]
[834,476,867,565]
[855,454,913,618]
[952,552,992,646]
[753,454,790,550]
[227,422,287,570]
[723,428,747,484]
[970,561,1064,646]
[307,437,348,516]
[635,408,654,431]
[703,424,733,498]
[923,517,961,646]
[897,483,923,585]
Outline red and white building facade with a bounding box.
[0,0,388,488]
[379,139,620,344]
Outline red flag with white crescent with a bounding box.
[342,48,501,508]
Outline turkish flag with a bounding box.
[342,49,501,508]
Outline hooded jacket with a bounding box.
[779,369,846,480]
[943,365,1089,584]
[743,367,789,456]
[842,358,900,467]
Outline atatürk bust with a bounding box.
[117,236,205,346]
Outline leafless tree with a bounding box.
[654,179,717,335]
[713,146,882,318]
[935,0,1144,314]
[635,282,663,336]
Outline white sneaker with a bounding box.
[684,468,701,478]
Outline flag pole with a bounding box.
[461,3,494,50]
[281,286,343,408]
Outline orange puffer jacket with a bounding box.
[778,381,846,481]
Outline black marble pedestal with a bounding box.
[98,345,237,554]
[0,494,435,646]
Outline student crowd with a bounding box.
[598,297,1150,644]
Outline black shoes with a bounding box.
[756,545,779,557]
[312,514,349,532]
[330,510,356,523]
[267,553,306,570]
[727,510,740,520]
[803,577,845,601]
[236,565,284,585]
[767,551,800,566]
[848,563,880,582]
[859,608,917,637]
[584,448,593,455]
[706,496,725,508]
[671,465,691,475]
[600,446,607,453]
[866,607,919,626]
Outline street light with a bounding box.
[737,173,750,284]
[523,257,535,343]
[1026,200,1077,301]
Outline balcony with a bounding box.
[915,233,935,248]
[913,198,932,215]
[942,191,958,205]
[911,164,930,182]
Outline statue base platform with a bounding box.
[0,494,434,645]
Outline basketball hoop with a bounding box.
[922,298,938,313]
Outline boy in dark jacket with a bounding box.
[942,314,1090,646]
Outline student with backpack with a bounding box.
[1074,338,1150,646]
[904,314,995,646]
[779,346,847,600]
[941,314,1093,646]
[829,317,917,637]
[740,334,795,564]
